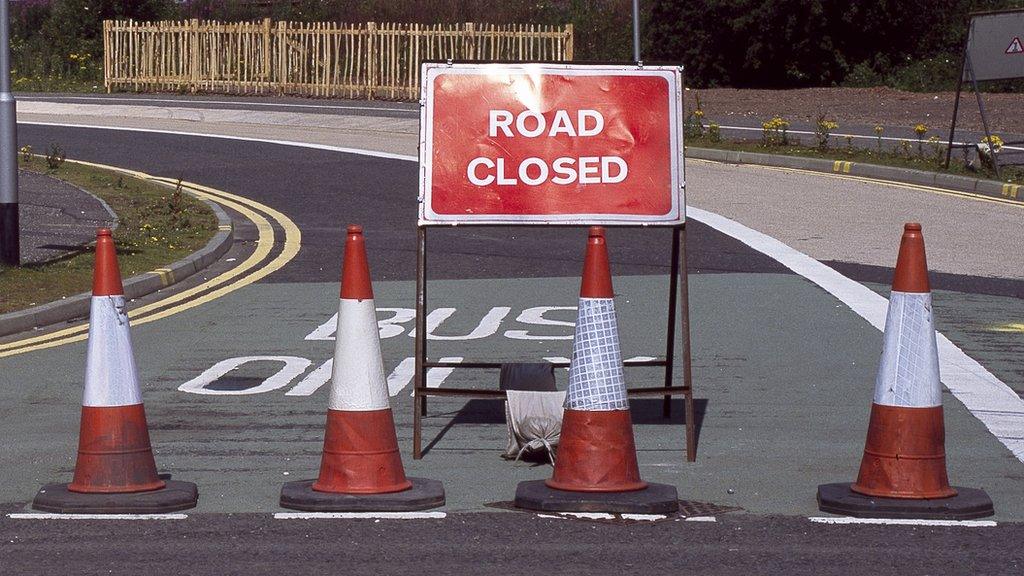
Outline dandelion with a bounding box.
[762,116,790,146]
[707,122,721,143]
[815,115,839,150]
[981,134,1003,152]
[913,124,929,156]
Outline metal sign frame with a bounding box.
[945,9,1024,176]
[412,61,696,462]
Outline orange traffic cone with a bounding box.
[33,228,198,514]
[281,225,444,511]
[514,227,678,513]
[817,223,993,519]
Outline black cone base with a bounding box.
[32,480,199,514]
[817,482,994,520]
[280,477,445,512]
[514,480,679,514]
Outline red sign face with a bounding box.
[419,64,684,224]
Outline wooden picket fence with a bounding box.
[103,19,574,99]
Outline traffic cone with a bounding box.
[514,227,678,514]
[817,223,993,519]
[280,225,444,511]
[32,228,198,514]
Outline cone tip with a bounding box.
[580,227,613,298]
[92,228,124,297]
[340,224,373,300]
[892,222,929,293]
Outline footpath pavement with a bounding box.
[12,169,115,265]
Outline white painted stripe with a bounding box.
[331,298,389,411]
[560,512,616,519]
[19,122,417,162]
[31,123,1023,460]
[874,291,942,408]
[808,516,996,527]
[387,357,416,396]
[8,513,187,520]
[273,511,446,520]
[710,124,1024,153]
[684,516,718,522]
[621,514,667,521]
[83,295,142,407]
[687,207,1024,462]
[21,95,418,115]
[536,513,566,519]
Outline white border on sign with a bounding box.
[417,62,686,226]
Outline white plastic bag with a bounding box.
[503,390,566,464]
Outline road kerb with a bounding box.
[0,196,233,338]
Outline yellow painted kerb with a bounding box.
[832,160,853,174]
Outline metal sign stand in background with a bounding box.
[945,52,1003,177]
[0,0,20,266]
[945,8,1024,176]
[412,223,697,462]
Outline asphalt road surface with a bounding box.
[0,103,1022,574]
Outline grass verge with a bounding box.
[0,157,218,315]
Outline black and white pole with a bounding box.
[0,0,18,266]
[631,0,641,63]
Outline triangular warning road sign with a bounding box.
[1007,37,1024,55]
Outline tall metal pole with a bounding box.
[632,0,641,62]
[0,0,18,266]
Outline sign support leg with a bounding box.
[662,227,681,418]
[679,224,696,462]
[413,226,427,459]
[965,54,1000,179]
[944,47,966,169]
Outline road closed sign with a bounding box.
[418,63,684,225]
[965,10,1024,81]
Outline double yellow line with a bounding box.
[0,161,301,358]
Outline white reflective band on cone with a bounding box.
[83,295,143,407]
[565,298,628,411]
[329,298,389,411]
[873,291,942,408]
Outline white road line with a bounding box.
[559,512,616,519]
[687,207,1024,463]
[684,516,718,522]
[808,516,997,527]
[7,513,187,520]
[25,121,1024,461]
[21,95,418,115]
[712,124,1024,152]
[621,513,667,521]
[18,122,417,162]
[274,511,446,520]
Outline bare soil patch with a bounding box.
[692,87,1023,135]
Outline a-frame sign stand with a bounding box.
[945,9,1024,176]
[412,61,697,463]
